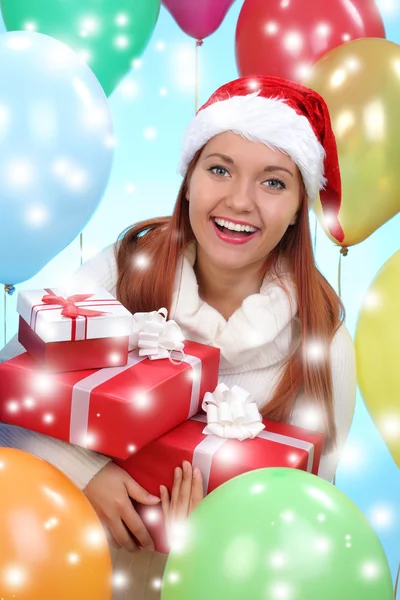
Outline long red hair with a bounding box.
[116,149,344,452]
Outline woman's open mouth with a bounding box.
[210,217,260,245]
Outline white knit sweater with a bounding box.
[0,242,356,486]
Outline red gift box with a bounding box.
[117,413,325,553]
[17,287,134,372]
[0,342,220,459]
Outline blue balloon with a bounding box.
[0,31,114,284]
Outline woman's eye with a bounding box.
[263,178,286,190]
[208,165,229,177]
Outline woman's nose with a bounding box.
[224,180,255,212]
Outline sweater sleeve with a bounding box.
[0,243,120,489]
[290,323,357,483]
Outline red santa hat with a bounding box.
[178,76,344,244]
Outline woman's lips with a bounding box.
[210,218,260,245]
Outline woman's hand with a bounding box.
[84,462,160,552]
[160,460,204,547]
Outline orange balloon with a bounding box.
[0,448,112,599]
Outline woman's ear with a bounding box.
[289,213,297,226]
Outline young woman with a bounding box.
[0,76,356,599]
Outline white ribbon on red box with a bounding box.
[201,382,265,440]
[129,307,185,362]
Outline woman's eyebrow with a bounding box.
[204,152,234,163]
[264,165,294,177]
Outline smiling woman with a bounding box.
[78,76,355,599]
[0,75,356,600]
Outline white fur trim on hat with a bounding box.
[178,93,326,203]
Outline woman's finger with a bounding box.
[103,523,122,550]
[120,501,155,551]
[160,484,170,522]
[170,466,183,515]
[176,461,193,519]
[107,516,138,553]
[189,466,205,514]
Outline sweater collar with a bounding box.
[170,242,300,371]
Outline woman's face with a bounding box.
[186,131,302,273]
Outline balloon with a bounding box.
[162,468,394,600]
[0,448,112,599]
[0,0,160,96]
[162,0,235,40]
[355,250,400,467]
[304,38,400,247]
[0,31,114,285]
[235,0,386,83]
[351,0,386,37]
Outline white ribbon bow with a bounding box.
[201,383,265,441]
[129,307,185,363]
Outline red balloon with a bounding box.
[162,0,236,40]
[350,0,386,37]
[235,0,386,83]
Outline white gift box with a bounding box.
[17,287,132,343]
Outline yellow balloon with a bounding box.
[355,250,400,467]
[304,38,400,247]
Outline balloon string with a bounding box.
[3,284,15,347]
[338,246,348,298]
[195,39,203,113]
[79,232,83,266]
[333,245,348,486]
[394,562,399,599]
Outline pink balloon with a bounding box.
[162,0,236,40]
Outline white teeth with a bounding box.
[213,217,257,233]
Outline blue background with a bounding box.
[0,0,399,585]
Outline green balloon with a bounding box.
[0,0,160,96]
[162,469,393,600]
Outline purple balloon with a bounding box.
[162,0,236,40]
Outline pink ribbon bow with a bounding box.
[41,293,109,319]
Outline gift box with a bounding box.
[0,341,220,459]
[117,412,325,553]
[17,287,133,372]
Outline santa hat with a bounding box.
[178,76,344,244]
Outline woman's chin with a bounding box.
[207,253,255,272]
